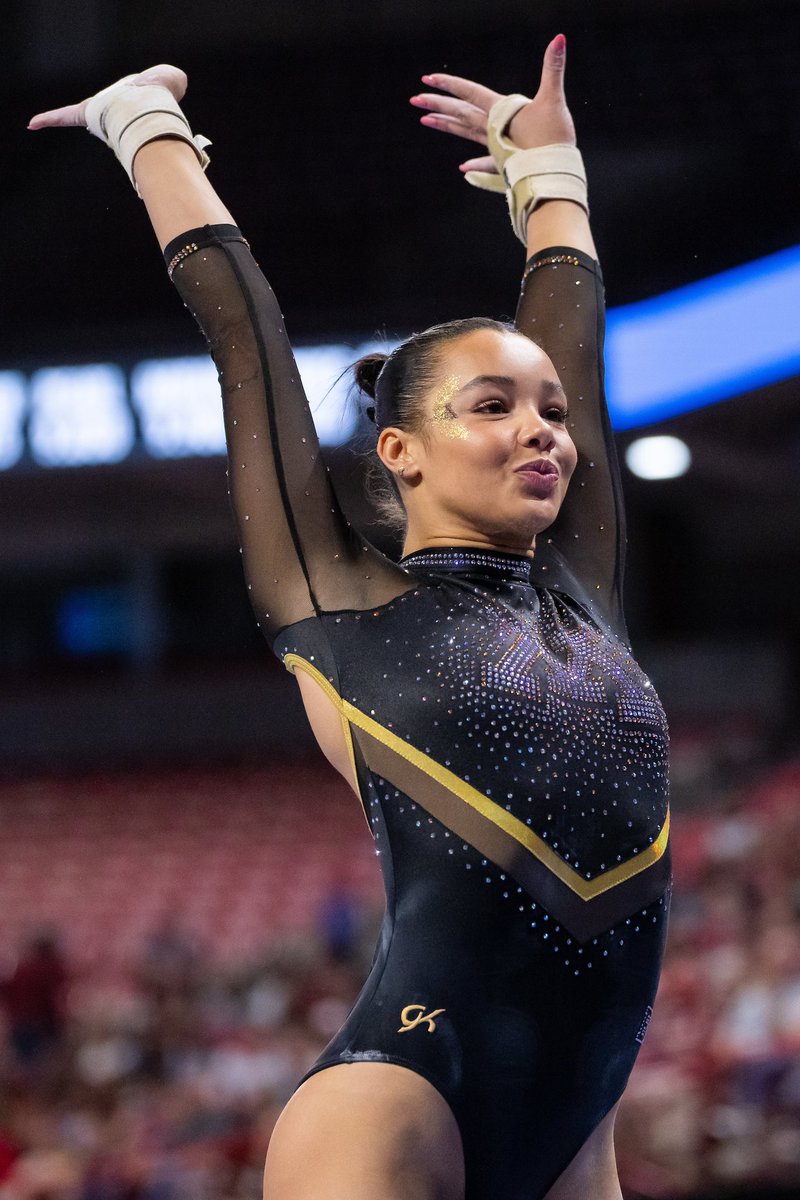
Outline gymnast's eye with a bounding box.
[474,398,508,414]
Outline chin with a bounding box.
[502,502,560,540]
[479,513,553,550]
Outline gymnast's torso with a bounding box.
[278,548,670,1198]
[162,222,672,1199]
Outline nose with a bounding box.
[517,410,555,450]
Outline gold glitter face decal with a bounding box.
[431,375,468,440]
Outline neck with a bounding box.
[402,532,536,560]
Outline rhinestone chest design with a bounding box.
[323,549,669,881]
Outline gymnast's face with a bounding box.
[384,328,578,555]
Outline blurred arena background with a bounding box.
[1,0,799,1196]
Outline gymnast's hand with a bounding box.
[410,33,576,182]
[28,64,187,130]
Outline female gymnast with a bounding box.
[29,34,671,1200]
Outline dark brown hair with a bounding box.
[355,316,515,430]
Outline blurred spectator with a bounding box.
[137,917,203,1004]
[0,1102,21,1186]
[712,923,800,1106]
[0,932,68,1077]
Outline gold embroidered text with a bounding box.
[398,1004,446,1033]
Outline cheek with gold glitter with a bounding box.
[431,375,469,441]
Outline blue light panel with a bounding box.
[605,245,800,430]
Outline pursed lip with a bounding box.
[514,459,559,477]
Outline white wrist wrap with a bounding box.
[465,93,588,245]
[85,77,211,196]
[503,143,588,243]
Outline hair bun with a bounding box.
[353,352,388,401]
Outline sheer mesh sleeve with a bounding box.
[514,247,627,642]
[163,224,411,643]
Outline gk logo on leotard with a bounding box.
[398,1004,446,1034]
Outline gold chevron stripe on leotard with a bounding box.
[285,654,669,903]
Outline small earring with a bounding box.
[398,465,406,477]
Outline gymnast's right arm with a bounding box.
[29,68,409,646]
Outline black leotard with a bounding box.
[163,225,671,1200]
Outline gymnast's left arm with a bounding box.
[411,36,627,641]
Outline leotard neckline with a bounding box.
[400,546,533,585]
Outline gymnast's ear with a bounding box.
[377,427,421,484]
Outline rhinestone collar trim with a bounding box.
[400,547,533,585]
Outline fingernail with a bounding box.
[553,33,566,55]
[421,74,435,83]
[409,96,424,106]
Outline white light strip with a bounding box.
[29,365,133,467]
[131,358,227,458]
[128,340,393,457]
[0,372,26,469]
[293,344,359,446]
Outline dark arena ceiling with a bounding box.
[4,0,799,355]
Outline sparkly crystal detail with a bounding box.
[523,253,582,278]
[167,234,250,279]
[401,547,533,585]
[307,575,669,884]
[166,241,198,278]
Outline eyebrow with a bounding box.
[458,375,566,397]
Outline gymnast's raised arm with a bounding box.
[28,66,412,648]
[412,36,628,641]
